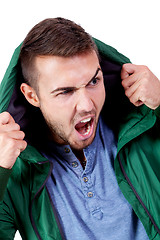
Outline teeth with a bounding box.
[83,125,91,135]
[80,117,91,123]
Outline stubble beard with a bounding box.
[44,115,98,151]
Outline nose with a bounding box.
[75,88,94,113]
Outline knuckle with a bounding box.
[23,140,27,149]
[1,111,10,117]
[0,112,14,126]
[122,80,128,89]
[1,111,10,120]
[143,65,149,71]
[121,80,125,87]
[129,96,136,105]
[142,65,150,77]
[15,149,21,157]
[125,89,129,97]
[121,64,126,71]
[129,98,134,104]
[20,131,25,139]
[14,123,20,130]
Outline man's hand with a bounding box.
[121,63,160,110]
[0,112,27,169]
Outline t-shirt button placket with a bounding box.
[83,177,88,183]
[87,192,94,198]
[64,147,70,153]
[72,161,79,168]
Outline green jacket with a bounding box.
[0,38,160,240]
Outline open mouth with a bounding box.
[75,117,94,139]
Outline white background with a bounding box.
[0,0,160,239]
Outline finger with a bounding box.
[7,130,25,140]
[128,88,144,107]
[124,80,140,99]
[7,139,27,154]
[0,112,15,125]
[17,139,27,152]
[0,131,25,143]
[1,122,20,133]
[132,100,144,107]
[122,73,140,90]
[121,63,136,80]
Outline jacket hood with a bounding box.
[0,38,132,151]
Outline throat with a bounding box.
[72,149,87,169]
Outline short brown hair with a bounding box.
[19,17,98,91]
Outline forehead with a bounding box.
[35,51,100,88]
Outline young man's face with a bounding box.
[33,51,105,150]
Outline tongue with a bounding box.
[75,122,89,134]
[75,122,87,129]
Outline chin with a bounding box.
[71,135,95,151]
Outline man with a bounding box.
[0,17,160,240]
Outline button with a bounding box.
[72,162,78,168]
[64,147,70,153]
[83,177,88,182]
[87,192,93,198]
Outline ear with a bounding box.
[20,83,40,107]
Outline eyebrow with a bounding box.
[51,67,102,95]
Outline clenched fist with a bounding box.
[121,63,160,110]
[0,112,27,169]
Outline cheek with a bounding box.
[94,86,106,110]
[40,99,74,126]
[100,86,106,101]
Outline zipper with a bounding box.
[118,154,160,235]
[29,161,53,240]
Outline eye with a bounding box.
[62,90,71,94]
[89,77,100,86]
[57,89,74,96]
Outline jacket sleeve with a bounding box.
[0,167,12,201]
[0,167,16,240]
[0,201,17,240]
[154,105,160,119]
